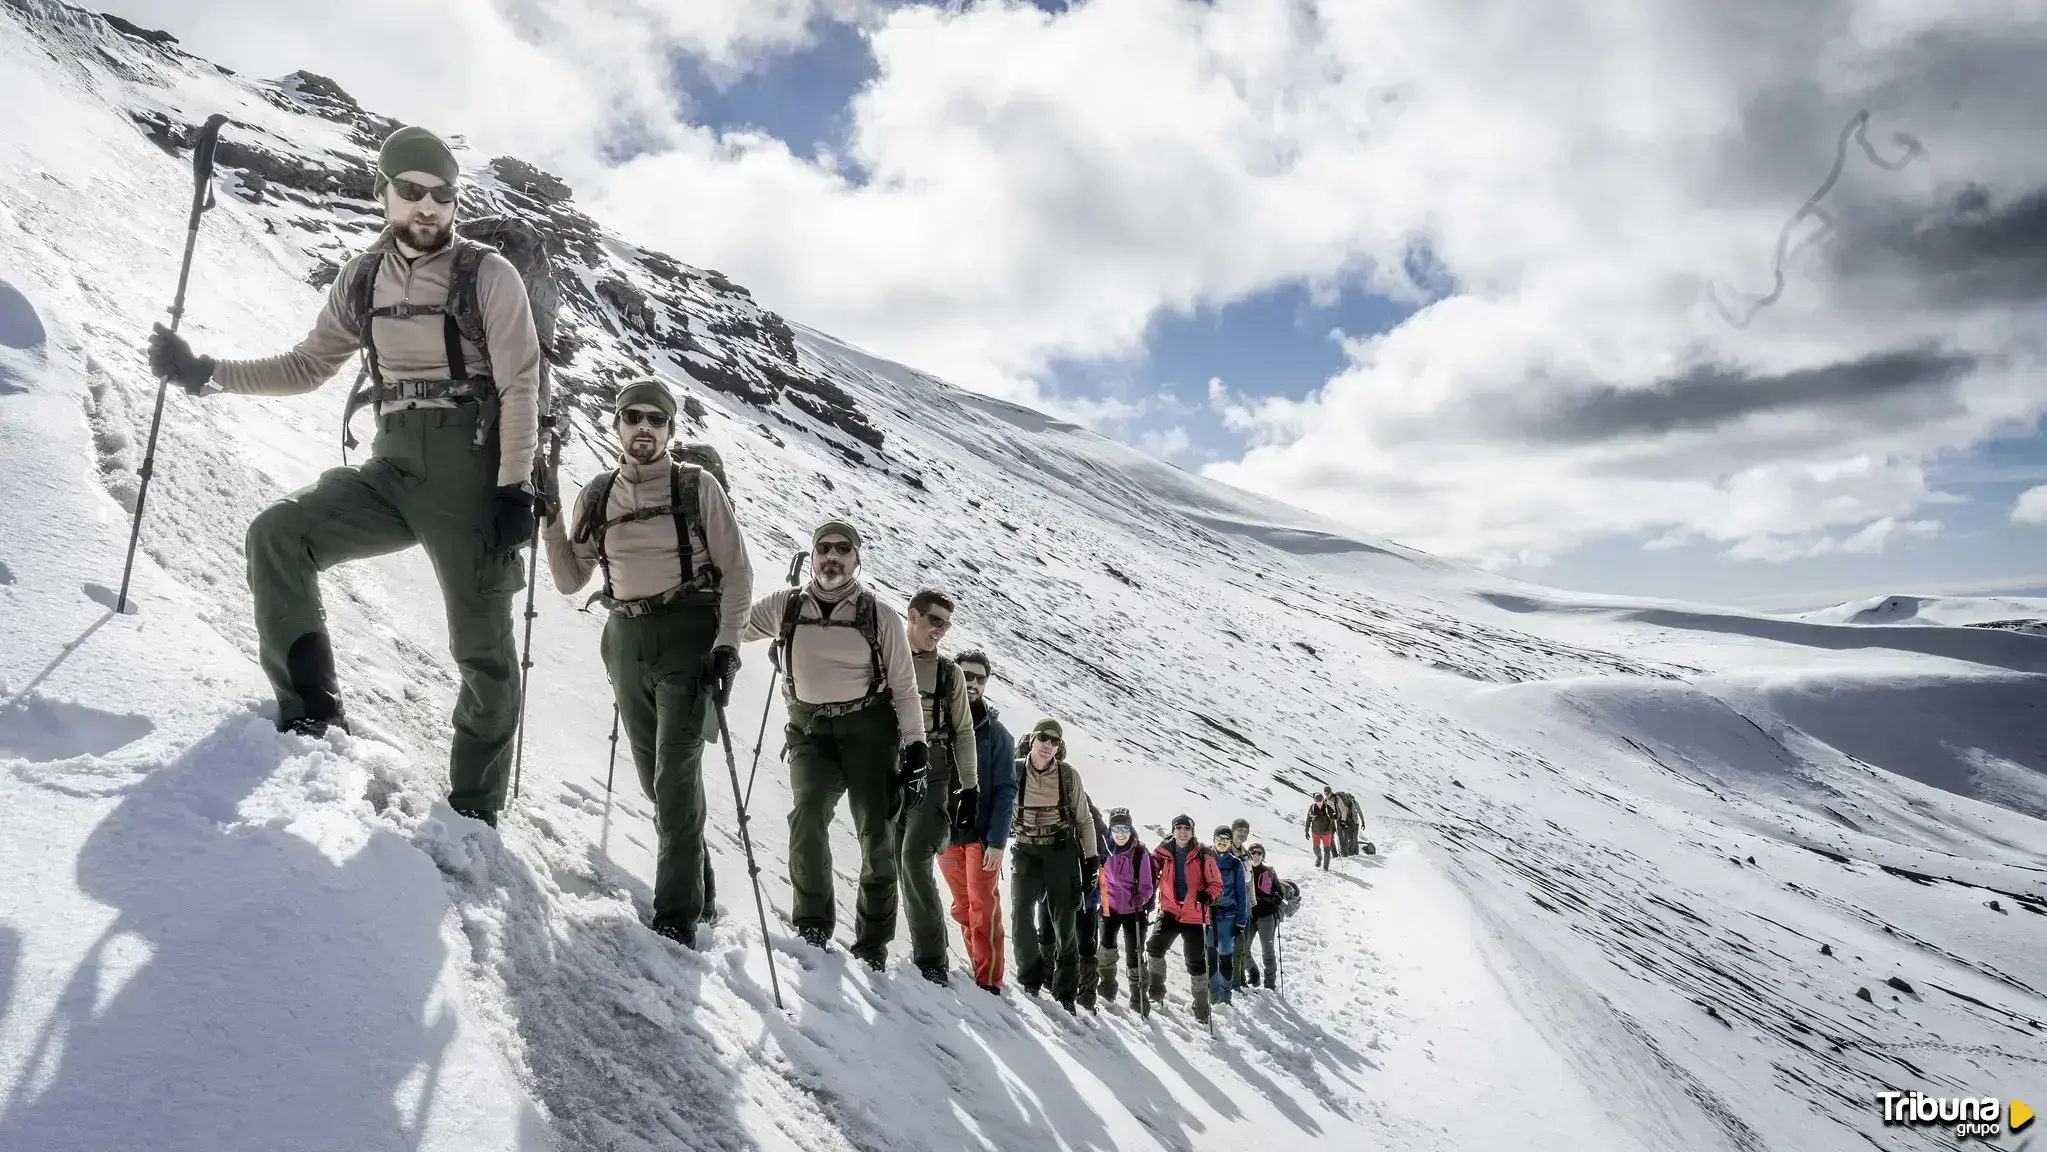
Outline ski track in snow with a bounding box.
[2,4,2045,1150]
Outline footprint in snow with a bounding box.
[0,695,153,762]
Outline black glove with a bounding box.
[148,323,215,394]
[1082,856,1099,888]
[1195,889,1212,906]
[706,645,740,707]
[487,484,537,553]
[892,742,930,821]
[950,786,979,846]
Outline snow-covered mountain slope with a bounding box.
[2,4,2043,1150]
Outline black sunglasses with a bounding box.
[921,611,952,630]
[618,408,669,428]
[390,177,458,204]
[1111,824,1133,835]
[960,669,988,683]
[815,540,855,556]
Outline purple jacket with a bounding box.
[1099,840,1156,916]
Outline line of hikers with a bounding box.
[142,123,1330,1024]
[1305,788,1368,868]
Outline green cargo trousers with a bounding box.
[785,699,901,962]
[244,405,522,812]
[602,595,718,931]
[892,743,955,965]
[1010,836,1082,999]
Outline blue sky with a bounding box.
[656,3,2047,608]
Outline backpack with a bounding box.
[776,588,885,700]
[1279,879,1302,920]
[1012,759,1075,845]
[339,215,560,453]
[570,461,720,603]
[670,441,728,490]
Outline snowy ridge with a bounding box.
[1792,594,2047,636]
[2,4,2045,1151]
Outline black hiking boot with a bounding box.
[977,982,1002,996]
[283,715,350,738]
[283,631,348,735]
[854,950,887,973]
[916,957,950,986]
[652,922,698,950]
[1058,994,1077,1015]
[797,925,832,951]
[452,807,498,828]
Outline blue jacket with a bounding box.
[1214,848,1252,928]
[968,702,1017,850]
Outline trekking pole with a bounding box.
[599,702,621,855]
[118,113,229,616]
[715,697,786,1011]
[742,549,806,810]
[509,410,562,802]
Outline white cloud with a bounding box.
[96,0,869,171]
[1721,516,1939,563]
[96,0,2047,569]
[2015,484,2047,525]
[1136,426,1194,462]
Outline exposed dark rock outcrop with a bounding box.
[105,23,886,463]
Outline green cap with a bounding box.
[1030,718,1063,743]
[612,379,676,417]
[813,519,862,548]
[376,126,459,195]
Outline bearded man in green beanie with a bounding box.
[147,125,543,827]
[542,378,752,946]
[743,518,928,969]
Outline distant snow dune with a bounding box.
[0,5,2042,1152]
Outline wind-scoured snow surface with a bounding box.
[1,4,2043,1150]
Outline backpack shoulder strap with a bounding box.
[855,591,884,695]
[347,250,385,384]
[572,470,618,546]
[669,463,700,588]
[446,238,493,356]
[931,655,957,745]
[777,589,809,670]
[576,469,620,597]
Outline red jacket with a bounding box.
[1151,840,1223,925]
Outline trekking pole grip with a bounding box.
[169,114,229,332]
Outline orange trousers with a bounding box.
[939,843,1005,988]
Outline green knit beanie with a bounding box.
[813,519,862,549]
[375,126,460,196]
[612,379,676,418]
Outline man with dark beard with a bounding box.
[542,379,752,947]
[743,519,927,969]
[146,125,541,827]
